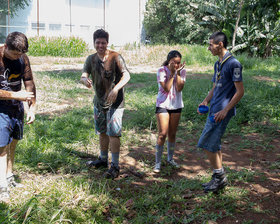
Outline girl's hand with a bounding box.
[177,61,186,75]
[168,61,176,74]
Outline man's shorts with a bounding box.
[0,109,24,147]
[197,113,233,152]
[94,106,124,137]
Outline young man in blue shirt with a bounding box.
[197,32,244,193]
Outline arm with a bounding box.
[175,64,186,92]
[197,83,215,114]
[0,89,34,101]
[80,72,92,88]
[214,81,244,122]
[175,74,185,92]
[160,73,175,93]
[24,79,36,124]
[107,70,130,104]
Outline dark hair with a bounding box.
[209,31,228,48]
[93,29,109,43]
[5,32,28,53]
[163,50,182,66]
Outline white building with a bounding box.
[0,0,147,46]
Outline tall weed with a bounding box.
[28,36,89,57]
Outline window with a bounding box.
[32,22,45,30]
[49,24,62,31]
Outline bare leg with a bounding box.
[156,113,170,146]
[6,139,18,178]
[109,136,120,153]
[217,150,222,164]
[204,150,222,169]
[167,113,181,143]
[0,146,8,187]
[100,133,109,151]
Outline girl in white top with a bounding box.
[154,50,186,173]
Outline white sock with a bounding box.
[213,167,224,174]
[0,155,8,188]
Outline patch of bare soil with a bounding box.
[253,75,280,83]
[116,133,280,223]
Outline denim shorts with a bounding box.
[0,110,24,147]
[94,106,124,137]
[197,113,233,152]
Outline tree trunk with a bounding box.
[232,0,244,49]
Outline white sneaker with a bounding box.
[153,163,161,173]
[167,159,180,168]
[0,187,10,203]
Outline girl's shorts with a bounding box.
[155,107,182,114]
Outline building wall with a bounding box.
[2,0,146,46]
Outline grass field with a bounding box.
[0,45,279,224]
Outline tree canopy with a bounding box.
[0,0,31,17]
[144,0,280,57]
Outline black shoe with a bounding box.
[202,173,217,188]
[204,172,227,193]
[86,157,108,168]
[104,163,120,180]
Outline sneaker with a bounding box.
[104,163,120,180]
[153,163,161,173]
[202,173,216,188]
[0,187,10,203]
[86,157,108,168]
[7,175,24,189]
[204,172,227,193]
[167,159,180,168]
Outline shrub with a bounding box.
[28,36,89,57]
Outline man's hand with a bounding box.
[12,90,34,101]
[197,101,208,114]
[107,88,118,104]
[214,109,228,122]
[80,77,92,88]
[26,110,35,124]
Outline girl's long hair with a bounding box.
[162,50,182,66]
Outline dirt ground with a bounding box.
[29,59,280,223]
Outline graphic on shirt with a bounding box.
[8,73,21,80]
[233,67,241,79]
[0,69,10,89]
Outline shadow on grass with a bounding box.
[4,68,278,223]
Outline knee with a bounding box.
[158,132,167,142]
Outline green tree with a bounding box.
[144,0,280,57]
[0,0,31,17]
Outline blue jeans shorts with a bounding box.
[94,106,124,137]
[0,110,24,147]
[197,113,233,152]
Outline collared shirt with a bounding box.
[156,66,186,109]
[210,51,243,116]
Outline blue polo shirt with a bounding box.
[210,51,243,117]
